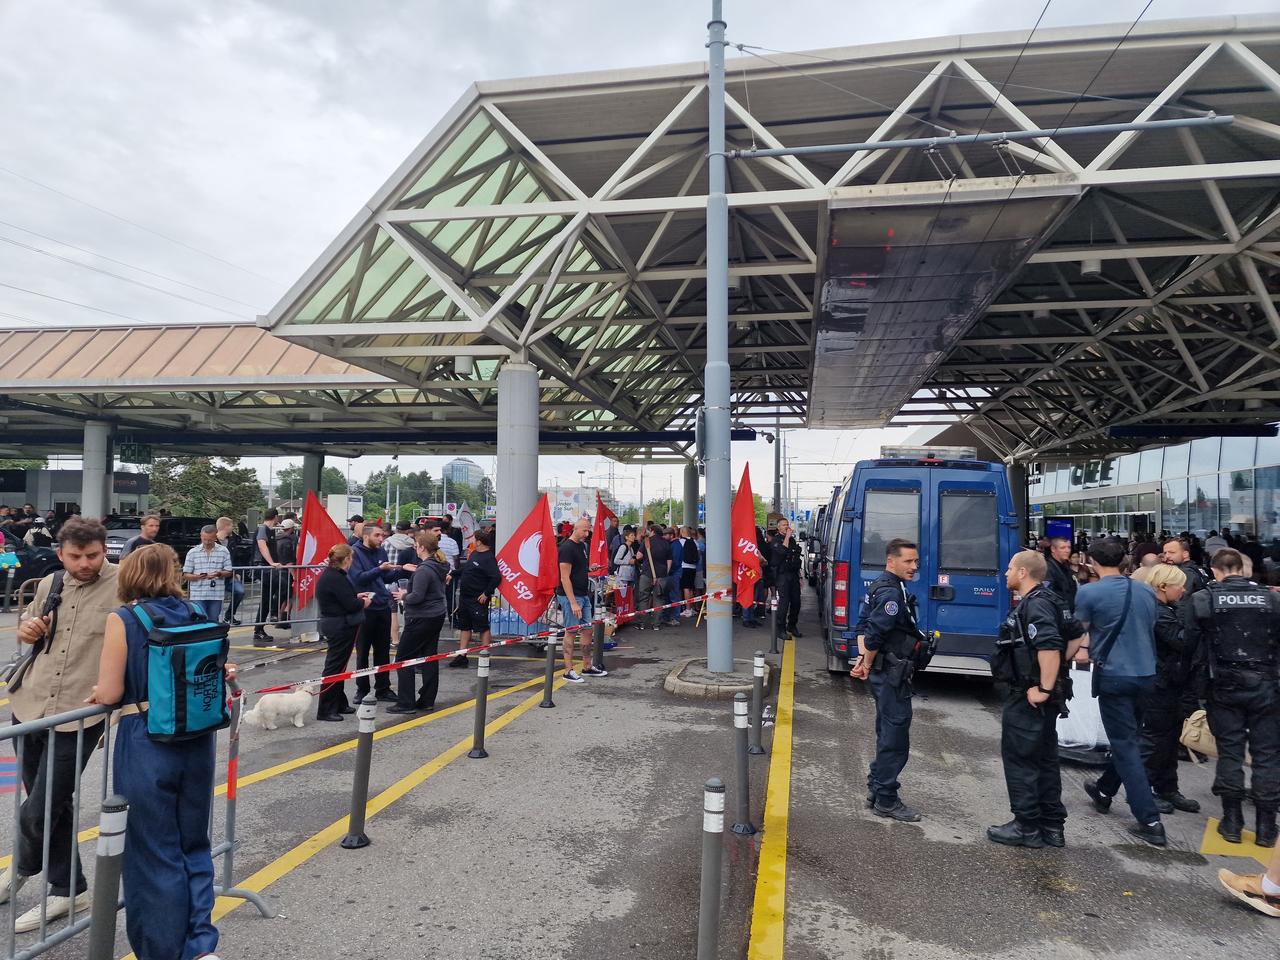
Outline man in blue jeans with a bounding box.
[557,518,606,683]
[1075,537,1166,846]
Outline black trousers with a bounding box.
[318,627,358,717]
[866,667,913,805]
[16,724,99,895]
[355,607,393,697]
[775,572,801,634]
[397,615,444,709]
[1140,679,1186,796]
[1000,694,1067,829]
[1207,670,1280,808]
[255,568,280,628]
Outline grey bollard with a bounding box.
[769,595,779,655]
[468,654,490,759]
[697,778,725,960]
[85,796,128,960]
[539,635,559,709]
[340,695,377,849]
[749,651,767,756]
[731,693,756,836]
[591,617,606,673]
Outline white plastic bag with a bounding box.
[1057,664,1110,749]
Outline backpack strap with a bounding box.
[186,600,207,622]
[129,601,156,632]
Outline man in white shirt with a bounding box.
[182,525,233,624]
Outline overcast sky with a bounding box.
[4,1,1275,512]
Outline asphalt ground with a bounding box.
[771,600,1275,960]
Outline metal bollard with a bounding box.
[731,693,756,836]
[468,654,490,759]
[85,796,128,960]
[749,651,767,756]
[591,617,606,673]
[769,595,779,655]
[697,778,725,960]
[539,635,559,709]
[340,695,377,849]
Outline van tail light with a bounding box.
[833,561,850,627]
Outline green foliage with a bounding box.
[148,457,263,520]
[0,458,47,470]
[478,475,495,506]
[273,463,351,498]
[364,467,434,510]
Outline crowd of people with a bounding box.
[0,503,62,548]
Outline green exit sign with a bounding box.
[118,442,153,465]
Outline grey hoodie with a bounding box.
[402,557,450,620]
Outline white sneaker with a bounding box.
[681,609,694,618]
[0,867,29,904]
[14,891,91,932]
[563,670,585,684]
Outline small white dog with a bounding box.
[241,683,317,731]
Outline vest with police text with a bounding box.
[1201,578,1279,668]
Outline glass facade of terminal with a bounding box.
[1028,435,1280,546]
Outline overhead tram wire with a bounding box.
[0,163,283,287]
[0,280,164,325]
[0,234,255,321]
[0,217,263,310]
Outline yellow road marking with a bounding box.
[207,674,570,926]
[747,639,796,960]
[0,673,545,871]
[1199,817,1272,866]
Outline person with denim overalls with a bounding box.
[88,544,233,960]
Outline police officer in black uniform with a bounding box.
[851,538,930,822]
[989,550,1080,848]
[769,519,804,642]
[1187,548,1280,847]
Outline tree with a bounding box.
[273,463,350,498]
[365,468,434,511]
[478,475,495,507]
[0,458,47,470]
[148,457,263,520]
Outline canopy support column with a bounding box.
[81,421,113,521]
[497,361,539,547]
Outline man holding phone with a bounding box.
[182,525,233,624]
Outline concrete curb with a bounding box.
[664,657,772,700]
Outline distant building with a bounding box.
[443,457,485,490]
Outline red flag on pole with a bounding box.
[732,464,763,608]
[294,490,346,608]
[589,492,617,574]
[496,494,560,624]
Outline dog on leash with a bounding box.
[242,683,317,730]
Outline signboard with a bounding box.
[544,487,599,525]
[445,502,458,515]
[112,473,150,494]
[1046,518,1075,542]
[698,502,705,524]
[118,442,153,465]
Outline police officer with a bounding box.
[851,538,928,822]
[1187,548,1280,847]
[988,550,1078,848]
[769,519,804,643]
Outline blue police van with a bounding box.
[820,457,1020,676]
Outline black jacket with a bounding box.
[457,549,500,602]
[1044,558,1078,614]
[317,566,365,636]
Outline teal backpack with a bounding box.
[129,601,231,742]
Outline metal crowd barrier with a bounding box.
[1,684,273,959]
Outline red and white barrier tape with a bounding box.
[253,588,734,694]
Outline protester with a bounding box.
[557,518,605,682]
[385,520,416,564]
[678,525,698,618]
[86,543,236,960]
[1044,537,1078,615]
[348,524,403,703]
[275,518,298,627]
[612,527,638,627]
[389,530,451,714]
[120,513,160,559]
[182,524,233,626]
[1077,537,1166,847]
[2,518,116,931]
[450,526,500,668]
[635,525,671,631]
[252,508,282,646]
[1219,842,1280,917]
[346,515,365,546]
[664,528,684,625]
[315,544,369,722]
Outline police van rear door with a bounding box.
[853,471,923,634]
[929,475,1007,671]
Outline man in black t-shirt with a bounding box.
[557,518,604,683]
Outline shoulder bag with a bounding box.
[2,571,67,693]
[1089,576,1132,699]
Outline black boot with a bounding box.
[986,819,1045,848]
[1256,808,1278,848]
[1219,798,1245,843]
[1157,790,1200,813]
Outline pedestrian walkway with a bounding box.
[748,605,1275,959]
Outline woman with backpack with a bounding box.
[87,543,235,960]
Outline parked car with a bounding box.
[1,528,61,605]
[103,516,253,566]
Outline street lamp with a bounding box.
[577,469,586,519]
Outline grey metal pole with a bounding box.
[468,654,490,759]
[591,580,606,674]
[749,650,766,756]
[85,796,128,960]
[2,568,12,614]
[697,777,725,960]
[769,592,779,656]
[731,692,756,835]
[340,695,377,849]
[773,421,782,513]
[539,634,559,709]
[704,0,732,674]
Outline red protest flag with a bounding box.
[589,491,617,574]
[294,490,346,608]
[732,464,763,608]
[496,494,560,624]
